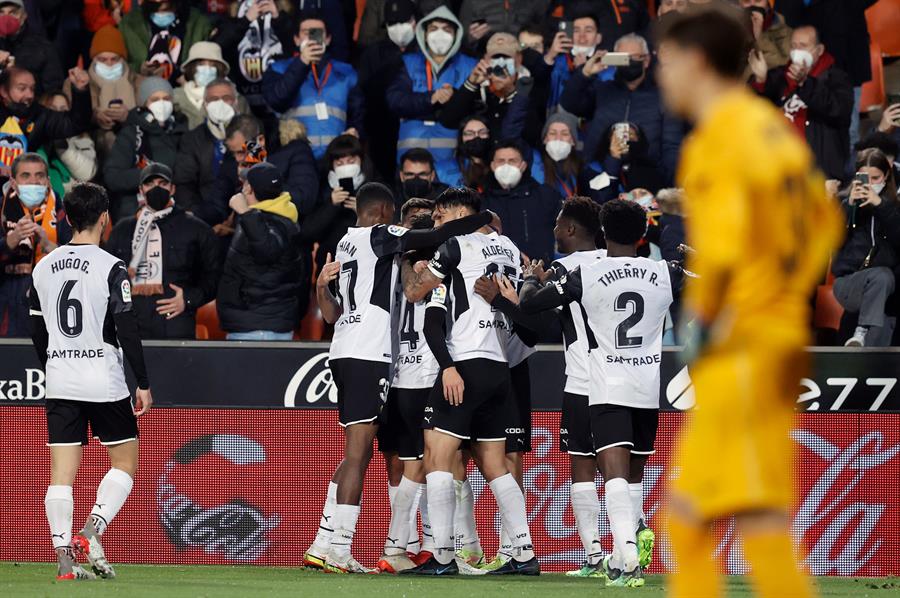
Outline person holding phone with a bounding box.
[832,148,900,347]
[877,95,900,137]
[262,14,364,159]
[545,10,613,113]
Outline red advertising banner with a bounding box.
[1,408,898,575]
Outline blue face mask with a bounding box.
[95,61,124,81]
[150,11,176,28]
[18,184,47,208]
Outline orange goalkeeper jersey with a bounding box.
[677,87,844,350]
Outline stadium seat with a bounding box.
[195,324,209,340]
[859,42,885,113]
[814,284,844,331]
[866,0,900,57]
[196,301,227,341]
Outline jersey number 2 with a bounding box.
[57,280,83,338]
[614,292,644,349]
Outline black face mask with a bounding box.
[747,6,768,19]
[462,137,491,161]
[145,186,172,211]
[6,99,32,118]
[615,60,645,84]
[403,177,432,198]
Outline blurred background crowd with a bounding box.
[0,0,896,345]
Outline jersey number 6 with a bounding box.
[57,280,83,338]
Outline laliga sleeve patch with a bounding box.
[121,279,132,303]
[427,284,449,310]
[387,225,409,237]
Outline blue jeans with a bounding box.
[226,331,294,341]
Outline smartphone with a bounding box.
[855,172,869,187]
[601,52,632,67]
[613,122,630,144]
[108,99,123,107]
[308,28,325,47]
[472,18,487,26]
[558,20,573,37]
[888,93,900,108]
[339,177,355,194]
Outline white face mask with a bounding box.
[334,163,361,180]
[545,139,572,161]
[571,45,595,57]
[95,61,124,81]
[148,99,174,123]
[387,22,415,48]
[206,99,235,125]
[426,29,454,56]
[494,164,523,189]
[193,64,218,87]
[871,182,886,195]
[790,49,814,68]
[328,162,365,192]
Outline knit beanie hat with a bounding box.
[541,111,580,142]
[90,25,128,60]
[138,76,174,105]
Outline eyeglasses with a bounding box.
[462,128,490,140]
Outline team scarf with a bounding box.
[781,52,836,138]
[1,188,57,273]
[236,1,283,85]
[128,203,174,295]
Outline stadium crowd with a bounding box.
[0,0,895,345]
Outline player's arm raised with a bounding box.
[316,252,343,324]
[109,264,152,416]
[399,210,493,252]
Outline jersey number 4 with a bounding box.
[614,291,644,349]
[400,301,419,351]
[57,280,83,338]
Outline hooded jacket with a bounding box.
[217,192,304,333]
[385,6,477,185]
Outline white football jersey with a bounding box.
[550,249,607,396]
[330,225,407,363]
[556,256,673,409]
[427,231,519,363]
[29,244,132,402]
[394,291,440,389]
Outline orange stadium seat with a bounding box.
[859,43,885,113]
[195,301,227,341]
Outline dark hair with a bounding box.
[0,66,35,90]
[400,148,435,171]
[856,132,899,159]
[226,114,262,141]
[456,115,492,189]
[356,182,395,213]
[400,197,434,222]
[600,198,648,245]
[567,3,600,30]
[491,138,528,164]
[64,183,109,232]
[856,148,898,204]
[183,61,226,84]
[11,152,47,178]
[435,187,481,213]
[295,10,327,34]
[656,5,752,79]
[517,22,544,38]
[408,212,434,231]
[325,134,364,164]
[560,196,601,238]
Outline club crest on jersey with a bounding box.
[387,225,408,237]
[121,279,132,303]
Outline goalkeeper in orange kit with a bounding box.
[654,7,844,598]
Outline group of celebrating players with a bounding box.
[31,7,840,597]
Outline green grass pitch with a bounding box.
[2,563,898,598]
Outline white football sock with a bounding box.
[571,481,603,565]
[454,478,482,552]
[311,481,338,554]
[330,504,360,560]
[498,525,512,557]
[87,468,133,536]
[45,485,73,549]
[407,482,422,553]
[605,478,638,571]
[628,482,645,530]
[385,477,418,556]
[419,487,434,553]
[425,471,455,564]
[489,474,534,562]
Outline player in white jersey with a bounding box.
[519,199,683,588]
[399,188,539,576]
[28,183,152,581]
[309,183,491,573]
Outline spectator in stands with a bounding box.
[386,6,476,186]
[588,0,649,52]
[0,66,92,176]
[517,23,544,54]
[105,162,220,340]
[262,13,363,159]
[439,32,538,146]
[118,0,212,84]
[68,25,136,158]
[38,92,98,199]
[878,97,900,143]
[458,0,546,52]
[587,121,664,204]
[855,132,899,192]
[358,0,443,47]
[174,41,249,130]
[302,134,371,275]
[358,0,416,182]
[656,0,687,17]
[173,78,239,214]
[0,0,64,94]
[544,9,612,113]
[103,76,188,220]
[454,115,492,189]
[82,0,129,31]
[561,33,682,183]
[750,25,853,181]
[218,162,303,341]
[741,0,791,69]
[532,111,584,198]
[482,138,561,263]
[832,149,900,348]
[212,0,292,124]
[395,147,449,205]
[0,153,57,336]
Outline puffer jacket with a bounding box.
[832,194,900,278]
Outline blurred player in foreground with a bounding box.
[29,183,153,580]
[655,7,843,597]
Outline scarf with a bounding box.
[236,4,283,88]
[781,52,836,138]
[1,188,57,274]
[182,80,206,112]
[250,192,298,223]
[129,204,173,295]
[88,61,137,115]
[147,19,187,82]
